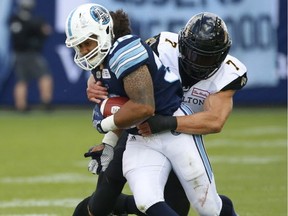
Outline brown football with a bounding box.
[100,97,129,117]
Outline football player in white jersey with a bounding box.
[139,13,248,136]
[137,12,248,216]
[81,12,247,216]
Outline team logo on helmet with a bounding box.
[78,12,89,28]
[90,5,110,25]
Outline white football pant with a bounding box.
[123,108,222,215]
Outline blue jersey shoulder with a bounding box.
[92,34,183,117]
[108,35,149,79]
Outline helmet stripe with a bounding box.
[67,9,76,37]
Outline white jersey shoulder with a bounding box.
[195,54,247,94]
[183,55,247,112]
[157,32,180,78]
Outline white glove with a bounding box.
[85,143,114,174]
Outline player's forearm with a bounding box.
[175,112,226,135]
[176,90,234,135]
[114,100,154,129]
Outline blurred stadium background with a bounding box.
[0,0,286,216]
[0,0,287,107]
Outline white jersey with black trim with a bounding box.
[153,31,247,113]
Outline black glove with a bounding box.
[146,115,177,134]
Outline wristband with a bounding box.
[102,131,119,148]
[101,115,118,132]
[166,116,177,131]
[148,115,177,133]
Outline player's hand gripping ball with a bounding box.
[100,96,129,117]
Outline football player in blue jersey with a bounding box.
[65,3,222,216]
[84,11,247,216]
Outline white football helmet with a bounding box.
[65,3,114,71]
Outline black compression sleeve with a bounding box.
[148,115,177,134]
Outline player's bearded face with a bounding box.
[77,37,99,58]
[72,34,109,70]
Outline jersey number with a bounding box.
[165,38,177,48]
[226,60,239,71]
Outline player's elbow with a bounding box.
[210,121,225,133]
[210,125,223,133]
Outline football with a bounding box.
[100,96,129,117]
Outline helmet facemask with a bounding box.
[72,33,111,71]
[179,12,232,80]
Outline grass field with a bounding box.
[0,107,287,216]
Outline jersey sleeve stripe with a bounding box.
[113,50,148,78]
[110,40,142,69]
[110,42,143,71]
[180,103,194,115]
[109,38,148,77]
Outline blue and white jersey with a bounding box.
[91,34,183,116]
[147,31,248,113]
